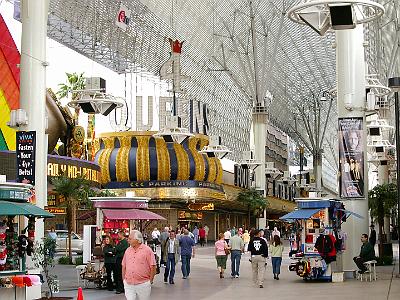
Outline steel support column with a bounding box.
[336,25,369,270]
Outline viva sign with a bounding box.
[16,131,36,185]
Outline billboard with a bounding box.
[338,117,364,198]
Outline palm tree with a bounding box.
[237,188,268,227]
[368,183,397,258]
[56,72,86,125]
[51,174,91,263]
[56,72,86,100]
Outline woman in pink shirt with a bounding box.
[215,233,230,278]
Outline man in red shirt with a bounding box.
[122,230,157,300]
[199,226,206,247]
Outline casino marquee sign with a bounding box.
[47,155,101,186]
[106,180,224,192]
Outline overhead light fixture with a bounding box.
[265,162,282,179]
[298,7,330,36]
[287,1,385,36]
[277,171,297,184]
[153,115,193,144]
[68,91,124,116]
[238,150,262,170]
[67,78,123,116]
[68,90,124,116]
[199,135,232,159]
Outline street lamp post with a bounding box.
[388,76,400,277]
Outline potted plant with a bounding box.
[32,237,72,299]
[368,183,397,260]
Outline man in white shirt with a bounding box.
[224,229,231,244]
[204,224,209,244]
[162,230,180,284]
[151,227,160,244]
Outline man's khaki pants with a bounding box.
[124,280,151,300]
[251,255,266,286]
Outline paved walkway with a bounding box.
[53,243,400,300]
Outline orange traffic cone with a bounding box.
[77,287,84,300]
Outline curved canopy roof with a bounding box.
[47,0,400,166]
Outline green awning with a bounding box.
[0,201,54,218]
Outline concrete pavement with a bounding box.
[52,242,400,300]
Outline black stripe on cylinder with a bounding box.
[148,137,158,180]
[182,140,196,180]
[203,154,209,180]
[167,143,178,180]
[128,137,138,181]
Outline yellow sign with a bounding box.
[47,162,100,183]
[73,126,85,144]
[178,211,203,220]
[188,203,214,211]
[45,207,66,214]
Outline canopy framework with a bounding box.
[46,0,400,165]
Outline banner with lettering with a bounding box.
[338,118,364,198]
[16,131,36,185]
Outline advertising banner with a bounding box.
[16,131,36,185]
[115,4,131,31]
[338,118,364,198]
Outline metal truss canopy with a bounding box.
[46,0,400,164]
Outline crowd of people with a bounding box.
[93,223,380,300]
[151,225,284,289]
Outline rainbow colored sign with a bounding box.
[0,14,20,151]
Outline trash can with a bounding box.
[382,243,393,258]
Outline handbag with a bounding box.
[224,248,231,255]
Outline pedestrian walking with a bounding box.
[215,233,229,278]
[270,235,284,280]
[193,226,199,244]
[151,227,161,242]
[162,230,180,284]
[369,225,376,248]
[264,226,271,241]
[272,227,280,239]
[159,227,170,266]
[229,231,244,278]
[102,236,116,291]
[224,229,231,245]
[204,224,209,244]
[248,229,268,288]
[115,231,129,294]
[242,230,250,252]
[199,226,206,247]
[179,229,195,279]
[122,230,156,300]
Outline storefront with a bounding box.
[0,182,53,299]
[0,151,101,233]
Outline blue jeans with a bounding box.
[164,253,176,282]
[181,254,192,278]
[230,250,242,276]
[272,257,282,275]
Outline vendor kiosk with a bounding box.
[0,182,54,299]
[281,198,362,281]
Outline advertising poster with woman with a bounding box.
[338,117,364,198]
